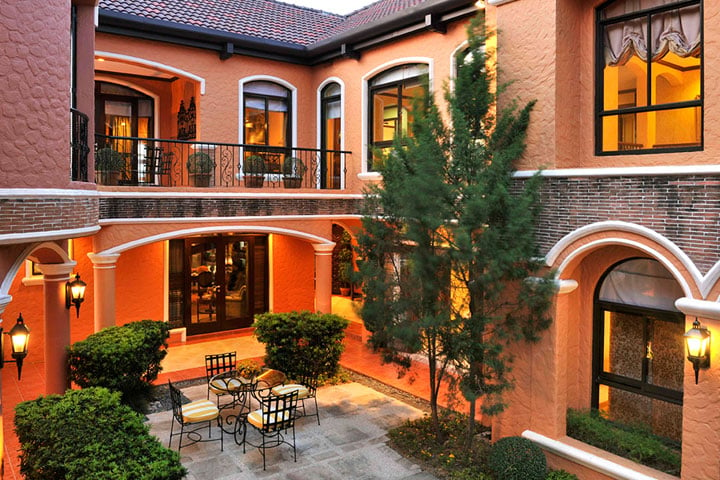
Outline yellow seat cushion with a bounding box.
[247,408,292,430]
[209,377,244,395]
[271,384,309,399]
[255,369,287,388]
[182,399,219,423]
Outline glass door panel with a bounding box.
[189,239,218,328]
[225,240,249,323]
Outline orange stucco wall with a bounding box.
[115,242,166,324]
[271,235,315,313]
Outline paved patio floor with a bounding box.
[147,382,438,480]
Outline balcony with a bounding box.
[95,135,350,190]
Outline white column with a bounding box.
[312,243,335,313]
[88,253,121,332]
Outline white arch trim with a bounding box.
[95,52,206,95]
[98,226,334,255]
[361,57,434,174]
[547,221,701,298]
[0,242,73,297]
[238,75,298,147]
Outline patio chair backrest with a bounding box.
[168,381,184,423]
[260,390,298,433]
[205,351,237,380]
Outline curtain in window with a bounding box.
[604,2,701,66]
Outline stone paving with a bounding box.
[146,382,438,480]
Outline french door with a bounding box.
[170,235,268,335]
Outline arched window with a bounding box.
[592,258,684,442]
[367,63,428,170]
[321,82,342,189]
[596,0,702,154]
[243,81,291,174]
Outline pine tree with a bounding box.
[356,14,554,443]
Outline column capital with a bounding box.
[557,279,578,295]
[675,297,720,321]
[37,261,77,278]
[88,252,121,266]
[312,243,336,254]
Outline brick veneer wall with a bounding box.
[99,197,363,219]
[0,197,99,235]
[517,174,720,275]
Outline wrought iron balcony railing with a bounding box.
[95,135,350,190]
[71,108,90,182]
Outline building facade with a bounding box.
[1,0,718,478]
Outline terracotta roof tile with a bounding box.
[99,0,430,47]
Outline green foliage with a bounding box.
[14,387,186,480]
[282,156,307,177]
[243,155,266,175]
[566,409,681,476]
[186,151,214,174]
[95,147,125,171]
[388,411,491,479]
[487,436,547,480]
[253,311,349,379]
[67,320,170,412]
[356,12,554,444]
[546,470,579,480]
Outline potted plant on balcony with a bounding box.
[243,155,266,188]
[187,151,214,187]
[282,156,306,188]
[95,147,125,186]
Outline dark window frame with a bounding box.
[320,83,342,189]
[367,64,427,171]
[595,0,704,155]
[591,258,684,408]
[242,81,292,148]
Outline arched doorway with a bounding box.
[591,257,684,442]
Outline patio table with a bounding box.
[209,370,256,441]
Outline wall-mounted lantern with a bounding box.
[684,318,711,384]
[0,314,31,380]
[66,273,87,318]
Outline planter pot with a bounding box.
[283,177,302,188]
[97,170,121,186]
[190,173,211,187]
[340,287,351,296]
[244,175,265,188]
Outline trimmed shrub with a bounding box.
[546,470,579,480]
[14,387,186,480]
[253,311,349,379]
[566,408,681,476]
[488,436,547,480]
[67,319,170,411]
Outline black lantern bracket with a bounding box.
[66,273,87,318]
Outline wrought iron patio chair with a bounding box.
[205,351,237,406]
[168,380,223,452]
[243,390,299,470]
[271,365,320,425]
